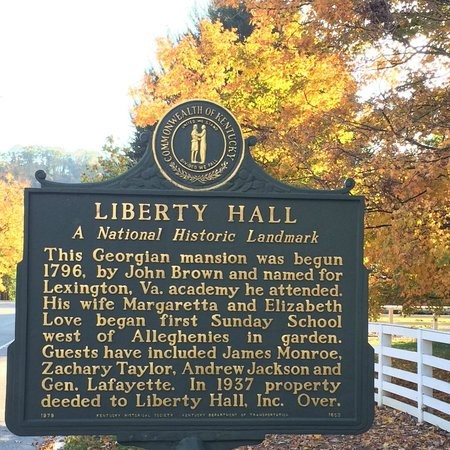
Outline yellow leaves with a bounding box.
[227,23,353,127]
[132,19,241,127]
[132,22,357,189]
[337,129,354,144]
[0,174,25,295]
[365,160,450,307]
[132,10,356,146]
[131,0,449,313]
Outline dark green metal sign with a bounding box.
[7,100,373,450]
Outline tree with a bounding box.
[0,148,100,299]
[127,125,155,165]
[0,174,26,300]
[131,5,358,186]
[0,146,98,185]
[217,0,449,314]
[130,0,449,315]
[207,0,254,41]
[82,136,132,182]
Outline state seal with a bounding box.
[152,99,245,190]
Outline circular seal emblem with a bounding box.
[152,99,245,190]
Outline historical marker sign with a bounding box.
[7,100,373,450]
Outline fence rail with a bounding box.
[369,323,450,432]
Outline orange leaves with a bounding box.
[363,155,450,310]
[130,0,449,313]
[131,7,356,184]
[0,174,25,294]
[312,0,357,25]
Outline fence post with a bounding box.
[432,314,438,330]
[389,308,394,324]
[417,329,433,423]
[378,324,392,407]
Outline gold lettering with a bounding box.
[41,377,76,392]
[41,394,101,408]
[93,202,208,221]
[95,313,146,330]
[228,205,298,224]
[71,225,84,239]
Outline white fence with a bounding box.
[369,323,450,432]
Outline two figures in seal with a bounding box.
[191,124,207,163]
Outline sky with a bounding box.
[0,0,210,153]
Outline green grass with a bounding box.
[375,314,450,331]
[369,336,450,359]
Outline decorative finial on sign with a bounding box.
[246,136,257,147]
[35,170,47,185]
[342,178,356,193]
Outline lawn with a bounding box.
[374,314,450,332]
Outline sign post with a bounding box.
[7,100,373,449]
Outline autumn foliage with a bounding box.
[0,1,447,312]
[0,174,25,298]
[131,0,449,315]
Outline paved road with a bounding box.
[0,302,47,449]
[0,301,15,426]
